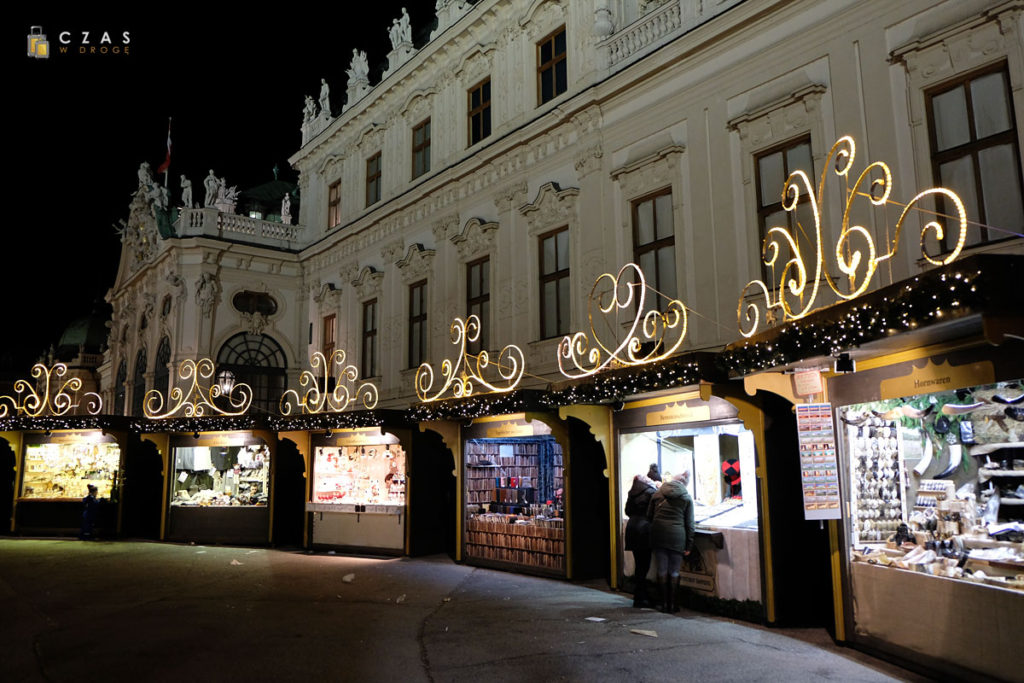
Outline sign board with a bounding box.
[795,403,842,520]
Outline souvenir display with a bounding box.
[170,444,269,507]
[312,443,406,506]
[844,380,1024,591]
[20,441,120,499]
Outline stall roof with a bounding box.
[0,414,132,433]
[719,254,1024,378]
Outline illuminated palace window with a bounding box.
[328,180,341,228]
[754,136,813,281]
[215,333,287,415]
[468,78,491,146]
[926,64,1024,249]
[537,26,567,105]
[632,189,677,310]
[412,118,431,179]
[409,280,427,368]
[362,299,378,379]
[539,226,570,339]
[467,257,490,354]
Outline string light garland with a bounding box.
[280,350,379,415]
[721,257,1011,375]
[739,135,968,338]
[0,362,102,417]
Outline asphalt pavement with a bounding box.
[0,539,931,682]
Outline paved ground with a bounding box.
[0,540,931,682]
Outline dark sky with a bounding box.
[8,4,438,371]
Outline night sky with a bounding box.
[9,4,438,372]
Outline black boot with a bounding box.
[661,579,672,613]
[670,575,681,613]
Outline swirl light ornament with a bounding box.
[279,350,378,414]
[558,262,688,379]
[144,358,252,418]
[738,135,968,338]
[415,315,525,402]
[0,363,102,417]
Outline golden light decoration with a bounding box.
[558,262,688,378]
[280,350,378,414]
[415,315,525,402]
[738,135,968,338]
[144,358,252,419]
[0,363,102,417]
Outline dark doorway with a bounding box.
[409,428,456,558]
[273,439,306,548]
[121,436,164,539]
[567,417,611,582]
[0,438,14,535]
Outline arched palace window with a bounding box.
[216,333,287,415]
[131,348,147,416]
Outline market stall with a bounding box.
[306,426,409,554]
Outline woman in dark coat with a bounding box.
[647,472,695,613]
[624,465,660,607]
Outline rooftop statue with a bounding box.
[347,49,369,83]
[203,169,219,208]
[319,78,331,117]
[390,8,412,50]
[180,175,193,208]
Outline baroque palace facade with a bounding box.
[102,0,1023,412]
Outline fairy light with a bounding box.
[144,358,253,419]
[415,315,525,402]
[558,262,688,379]
[0,362,102,418]
[738,135,969,338]
[280,350,378,415]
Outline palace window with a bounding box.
[537,27,567,105]
[468,79,491,146]
[412,119,431,180]
[408,281,427,368]
[322,314,336,358]
[539,227,570,339]
[131,347,147,416]
[362,299,378,379]
[366,153,381,207]
[328,180,341,228]
[632,189,677,308]
[467,257,490,354]
[754,136,813,281]
[926,64,1024,249]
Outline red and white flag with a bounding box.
[156,118,172,174]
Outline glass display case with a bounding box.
[841,378,1024,591]
[20,437,121,500]
[312,443,406,506]
[170,444,269,507]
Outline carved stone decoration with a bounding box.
[574,144,604,179]
[727,85,827,158]
[352,266,384,300]
[313,282,340,305]
[450,217,499,260]
[380,238,405,264]
[593,0,615,37]
[431,213,460,242]
[396,244,437,284]
[339,261,360,286]
[611,145,686,201]
[358,123,386,154]
[492,181,529,212]
[241,311,268,336]
[402,89,435,124]
[345,49,371,110]
[455,43,497,84]
[431,0,472,40]
[519,0,567,41]
[519,182,581,234]
[194,272,221,319]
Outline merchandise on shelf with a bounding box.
[464,436,565,572]
[171,444,269,507]
[843,379,1024,591]
[312,443,406,506]
[20,441,121,500]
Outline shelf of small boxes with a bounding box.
[850,416,906,544]
[465,514,565,571]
